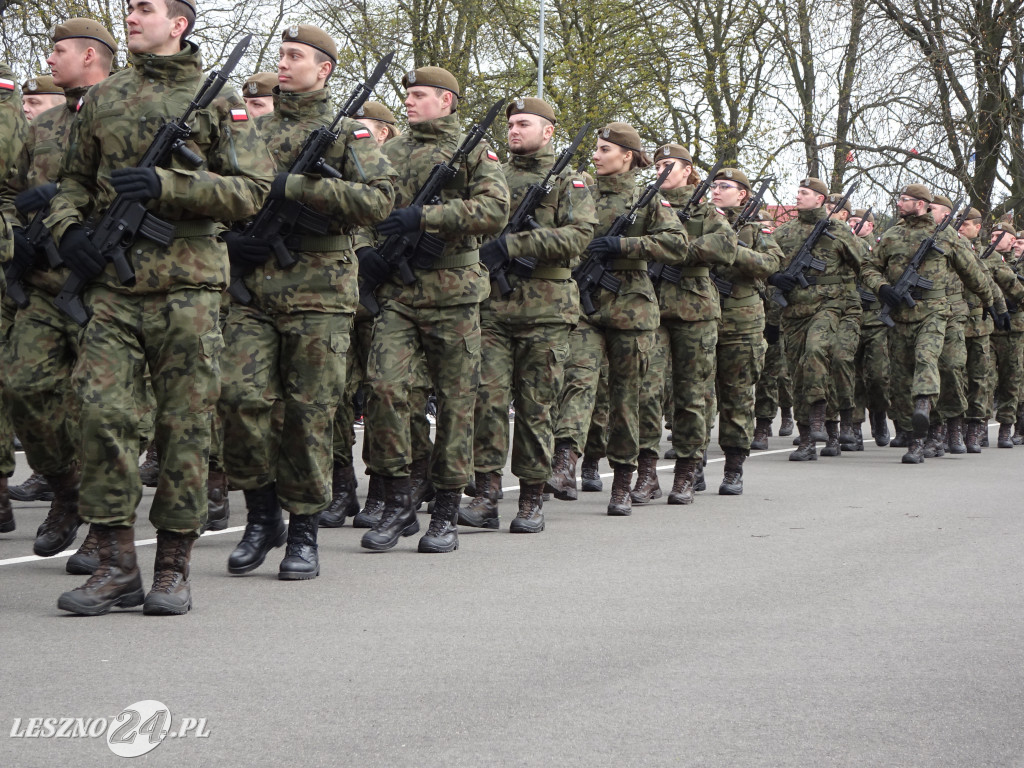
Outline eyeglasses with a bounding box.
[897,196,919,203]
[709,183,740,191]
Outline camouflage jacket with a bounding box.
[481,142,596,325]
[962,237,1005,337]
[45,42,275,294]
[982,249,1024,334]
[1,87,89,296]
[583,171,687,331]
[943,235,974,323]
[238,87,395,314]
[772,206,862,319]
[861,213,994,324]
[710,205,783,335]
[373,111,509,309]
[855,232,888,328]
[0,64,30,271]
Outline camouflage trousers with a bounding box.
[75,286,222,533]
[887,313,946,433]
[964,333,993,421]
[0,299,16,476]
[583,358,610,459]
[3,287,81,477]
[208,305,228,473]
[826,305,862,418]
[219,304,350,517]
[782,307,839,424]
[989,331,1023,425]
[852,321,890,423]
[663,320,717,461]
[637,323,670,455]
[553,321,605,457]
[713,330,766,453]
[364,299,479,489]
[934,315,968,422]
[473,316,570,482]
[754,339,793,419]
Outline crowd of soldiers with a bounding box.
[2,1,1023,618]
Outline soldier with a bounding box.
[241,72,277,118]
[458,97,595,531]
[45,0,275,615]
[860,184,996,464]
[220,25,395,579]
[20,76,64,121]
[0,64,30,537]
[769,178,862,461]
[1,19,118,570]
[358,66,509,553]
[982,222,1024,449]
[706,167,782,493]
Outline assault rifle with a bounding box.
[853,206,876,305]
[228,51,395,304]
[55,34,252,326]
[649,159,723,287]
[6,183,61,308]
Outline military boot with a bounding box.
[751,418,771,450]
[203,469,230,533]
[418,489,460,553]
[838,409,856,449]
[719,450,744,495]
[965,420,982,453]
[923,423,946,458]
[694,450,708,492]
[664,447,678,459]
[227,485,286,575]
[57,525,144,615]
[870,410,891,446]
[66,525,101,575]
[911,396,932,438]
[319,462,359,528]
[544,441,578,501]
[353,472,385,528]
[143,530,195,615]
[980,427,989,448]
[510,481,545,534]
[667,459,696,505]
[361,476,419,551]
[457,471,500,529]
[139,441,159,488]
[1015,407,1024,445]
[947,417,966,454]
[902,437,925,464]
[998,423,1014,449]
[629,450,662,505]
[819,421,842,457]
[778,407,795,437]
[8,471,54,502]
[409,456,436,510]
[581,456,603,492]
[606,466,633,516]
[0,477,14,533]
[890,429,910,448]
[789,424,818,461]
[843,423,865,452]
[809,401,828,442]
[279,513,320,580]
[33,465,82,557]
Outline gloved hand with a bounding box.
[479,235,509,270]
[767,272,797,292]
[59,224,105,282]
[110,167,162,202]
[268,172,290,200]
[586,236,622,258]
[222,231,272,269]
[11,227,36,273]
[376,205,423,237]
[357,247,391,286]
[763,324,780,345]
[992,309,1012,331]
[877,284,901,308]
[14,182,58,214]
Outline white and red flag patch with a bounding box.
[660,199,672,207]
[352,128,371,139]
[229,108,248,121]
[572,179,586,188]
[486,149,499,161]
[0,79,14,91]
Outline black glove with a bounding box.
[376,205,423,237]
[479,235,509,270]
[14,182,58,214]
[877,284,901,308]
[357,247,390,286]
[268,172,290,200]
[996,310,1012,332]
[763,323,780,345]
[222,231,272,269]
[11,227,36,273]
[586,236,622,258]
[59,224,106,282]
[110,167,162,202]
[767,272,797,292]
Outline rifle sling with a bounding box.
[531,267,571,280]
[172,219,219,239]
[418,252,480,270]
[670,266,710,277]
[909,288,947,300]
[803,275,854,286]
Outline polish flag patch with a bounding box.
[353,128,371,139]
[660,199,672,207]
[0,79,14,91]
[486,149,499,161]
[76,97,84,112]
[230,108,248,121]
[572,179,586,188]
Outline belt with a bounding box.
[721,293,761,309]
[804,275,854,286]
[909,289,947,300]
[283,233,351,252]
[671,266,710,277]
[608,259,648,271]
[173,219,218,238]
[946,291,963,300]
[530,267,571,280]
[426,251,480,269]
[969,308,984,317]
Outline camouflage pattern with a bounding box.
[0,63,29,269]
[47,43,276,534]
[364,111,509,488]
[825,234,867,418]
[933,239,974,421]
[638,323,669,454]
[754,336,792,419]
[472,143,595,480]
[334,311,374,467]
[583,364,610,459]
[962,238,1002,421]
[981,251,1024,425]
[852,234,889,423]
[553,322,604,457]
[0,301,15,476]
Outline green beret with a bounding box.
[992,221,1016,235]
[900,183,933,203]
[799,177,829,197]
[356,100,397,125]
[281,24,338,63]
[655,143,693,164]
[598,122,651,168]
[852,208,875,224]
[242,72,277,98]
[715,167,751,190]
[827,192,852,214]
[401,66,460,97]
[51,18,118,54]
[506,96,556,124]
[930,194,953,210]
[22,75,62,95]
[964,207,982,221]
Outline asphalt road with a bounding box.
[1,419,1023,767]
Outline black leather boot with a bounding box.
[0,477,12,533]
[998,422,1014,449]
[510,481,545,533]
[203,469,230,532]
[279,514,320,580]
[319,462,359,527]
[819,421,842,457]
[139,441,159,488]
[361,476,418,551]
[965,420,982,453]
[458,471,500,529]
[33,464,82,557]
[911,396,932,438]
[751,418,771,450]
[719,450,744,495]
[581,456,603,492]
[778,407,795,436]
[144,530,195,615]
[838,408,856,448]
[809,401,827,442]
[947,417,966,454]
[227,485,286,575]
[409,456,436,510]
[66,525,101,575]
[58,525,144,615]
[902,437,925,464]
[9,471,54,502]
[871,410,891,446]
[694,450,707,492]
[418,489,460,553]
[789,424,817,461]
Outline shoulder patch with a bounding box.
[660,199,672,207]
[76,97,84,112]
[572,179,586,188]
[0,79,14,91]
[716,207,726,215]
[230,108,248,122]
[352,127,371,139]
[761,227,772,234]
[486,149,499,162]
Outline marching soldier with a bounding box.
[240,72,277,118]
[983,222,1024,449]
[20,76,64,121]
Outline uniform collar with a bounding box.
[797,206,828,224]
[509,142,555,171]
[129,41,203,84]
[407,111,462,142]
[64,85,89,112]
[273,87,331,121]
[662,185,697,207]
[595,168,637,195]
[901,212,933,228]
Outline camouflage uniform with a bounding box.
[852,233,890,431]
[933,241,973,424]
[826,243,865,430]
[963,241,1003,425]
[754,298,792,420]
[981,248,1024,428]
[45,42,275,534]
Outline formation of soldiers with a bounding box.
[2,3,1023,618]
